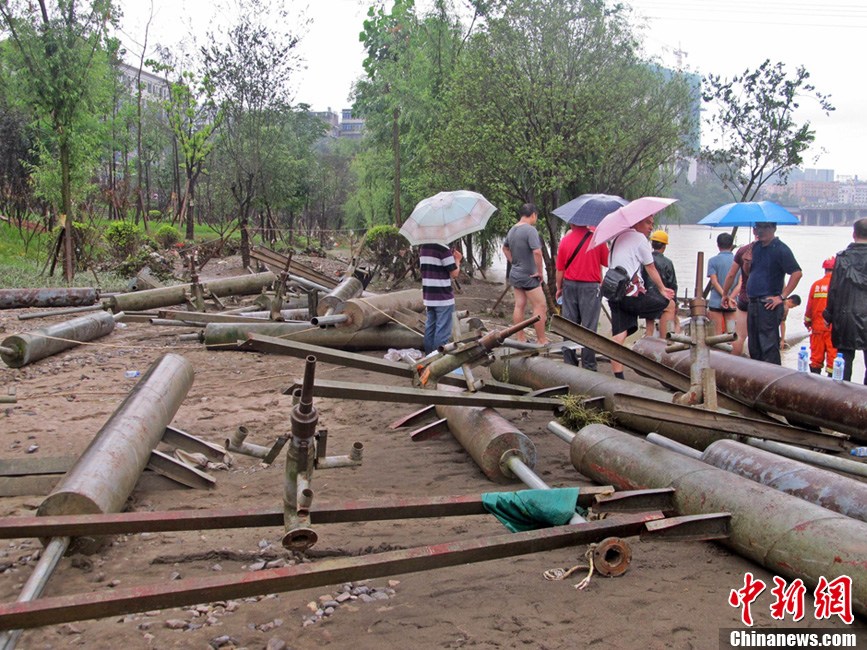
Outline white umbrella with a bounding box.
[399,190,497,246]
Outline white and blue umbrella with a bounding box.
[399,190,497,246]
[552,193,628,227]
[698,201,800,227]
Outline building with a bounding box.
[339,109,365,139]
[117,62,169,102]
[312,109,340,139]
[839,181,867,206]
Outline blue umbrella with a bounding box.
[698,201,800,227]
[552,193,628,227]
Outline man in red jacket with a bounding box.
[804,257,837,375]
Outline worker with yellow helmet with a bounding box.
[642,229,678,336]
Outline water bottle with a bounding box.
[832,353,845,382]
[797,346,809,373]
[851,447,867,457]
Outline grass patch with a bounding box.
[557,394,614,430]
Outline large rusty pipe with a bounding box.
[433,401,537,485]
[316,276,364,316]
[632,336,867,440]
[566,423,867,616]
[107,272,276,313]
[0,288,98,310]
[488,353,725,449]
[202,322,423,351]
[334,290,424,331]
[1,311,117,368]
[700,438,867,524]
[37,354,194,529]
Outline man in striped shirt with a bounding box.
[420,243,463,353]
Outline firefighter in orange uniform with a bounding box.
[804,257,837,376]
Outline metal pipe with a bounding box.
[316,276,364,316]
[316,442,364,469]
[632,336,867,440]
[17,304,104,321]
[489,352,726,450]
[225,426,270,459]
[0,536,70,650]
[311,314,349,327]
[107,272,276,313]
[700,438,867,523]
[37,354,194,553]
[646,432,703,459]
[0,288,98,311]
[1,311,117,368]
[746,438,867,480]
[566,423,867,617]
[332,290,424,331]
[203,322,423,351]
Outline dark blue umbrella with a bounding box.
[698,201,800,227]
[552,193,628,227]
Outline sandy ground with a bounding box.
[0,253,865,650]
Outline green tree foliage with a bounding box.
[0,0,116,280]
[429,0,695,282]
[701,59,834,202]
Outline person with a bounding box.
[779,294,801,350]
[502,203,550,345]
[823,218,867,383]
[642,229,678,336]
[804,257,837,375]
[605,215,675,379]
[555,222,609,369]
[721,237,755,356]
[742,222,802,364]
[706,232,738,336]
[419,242,462,354]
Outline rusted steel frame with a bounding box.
[250,245,338,289]
[632,336,867,440]
[146,450,215,490]
[0,512,664,631]
[297,379,563,412]
[1,311,117,368]
[549,315,768,420]
[38,354,194,524]
[242,333,466,388]
[0,288,98,310]
[699,439,867,524]
[489,353,728,450]
[640,513,731,543]
[568,424,867,617]
[0,490,624,539]
[612,394,846,452]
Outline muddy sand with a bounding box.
[0,254,864,649]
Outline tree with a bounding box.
[701,59,834,203]
[150,52,221,240]
[0,0,116,280]
[429,0,695,285]
[201,0,306,268]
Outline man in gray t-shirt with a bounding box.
[502,203,550,344]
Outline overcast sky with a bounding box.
[117,0,867,179]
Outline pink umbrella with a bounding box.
[588,197,678,249]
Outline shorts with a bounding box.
[709,306,736,314]
[736,296,749,312]
[510,276,541,290]
[609,288,670,337]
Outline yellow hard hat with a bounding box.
[649,230,669,245]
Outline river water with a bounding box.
[489,224,864,380]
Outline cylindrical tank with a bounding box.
[0,288,98,310]
[202,322,423,351]
[569,423,867,617]
[335,290,424,331]
[38,354,194,528]
[1,311,116,368]
[316,276,364,315]
[632,336,867,440]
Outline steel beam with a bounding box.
[289,379,563,412]
[549,315,769,420]
[146,450,215,490]
[612,394,846,452]
[0,512,665,630]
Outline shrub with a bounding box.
[361,225,415,286]
[148,210,162,221]
[154,224,181,249]
[104,221,146,259]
